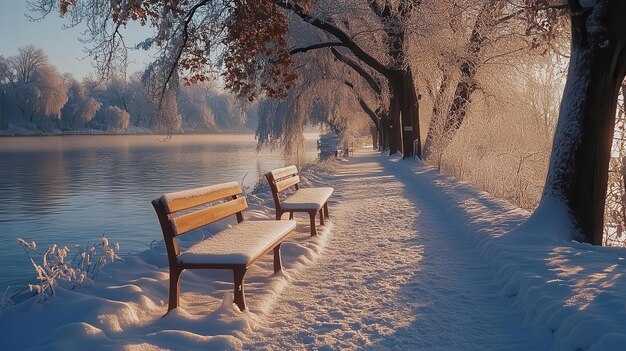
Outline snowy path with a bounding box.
[244,150,550,350]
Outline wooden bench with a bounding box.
[151,181,296,312]
[266,165,333,236]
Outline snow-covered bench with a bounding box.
[151,182,296,312]
[266,165,333,236]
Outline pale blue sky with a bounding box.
[0,0,156,80]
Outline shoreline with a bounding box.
[0,129,256,137]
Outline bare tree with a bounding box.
[0,56,12,84]
[9,45,48,83]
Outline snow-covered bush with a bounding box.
[100,105,130,131]
[6,237,121,305]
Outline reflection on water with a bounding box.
[0,134,318,289]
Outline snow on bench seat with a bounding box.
[266,165,333,236]
[178,220,296,265]
[281,187,334,211]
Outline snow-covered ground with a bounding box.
[2,150,626,350]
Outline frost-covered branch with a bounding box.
[289,42,347,55]
[4,236,121,306]
[276,0,392,76]
[330,48,382,95]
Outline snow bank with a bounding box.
[381,153,626,351]
[0,162,336,350]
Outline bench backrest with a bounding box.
[266,165,300,209]
[152,181,247,260]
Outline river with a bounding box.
[0,134,319,290]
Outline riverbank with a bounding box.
[1,150,626,350]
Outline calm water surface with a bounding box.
[0,134,318,289]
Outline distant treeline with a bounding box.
[0,46,258,134]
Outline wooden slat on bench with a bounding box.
[270,165,298,181]
[172,197,248,235]
[163,181,242,214]
[276,174,300,192]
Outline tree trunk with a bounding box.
[423,3,491,159]
[388,69,422,158]
[538,1,626,245]
[388,78,403,155]
[370,124,379,149]
[443,60,476,134]
[380,109,390,151]
[423,71,451,160]
[400,67,421,158]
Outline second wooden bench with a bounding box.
[266,165,333,236]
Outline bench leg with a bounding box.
[319,209,325,226]
[168,267,182,312]
[289,212,293,220]
[273,243,282,273]
[276,211,283,220]
[233,267,248,311]
[324,203,329,219]
[309,211,317,236]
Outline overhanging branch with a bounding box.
[331,48,382,95]
[344,80,379,129]
[289,42,347,55]
[276,1,392,77]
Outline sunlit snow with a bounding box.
[1,150,626,350]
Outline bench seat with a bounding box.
[179,220,296,265]
[281,187,334,211]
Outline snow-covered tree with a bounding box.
[8,62,68,124]
[179,85,217,131]
[278,0,422,156]
[257,50,374,154]
[125,74,157,128]
[61,78,101,129]
[31,65,68,120]
[100,105,130,131]
[532,0,626,244]
[156,89,182,133]
[420,0,569,160]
